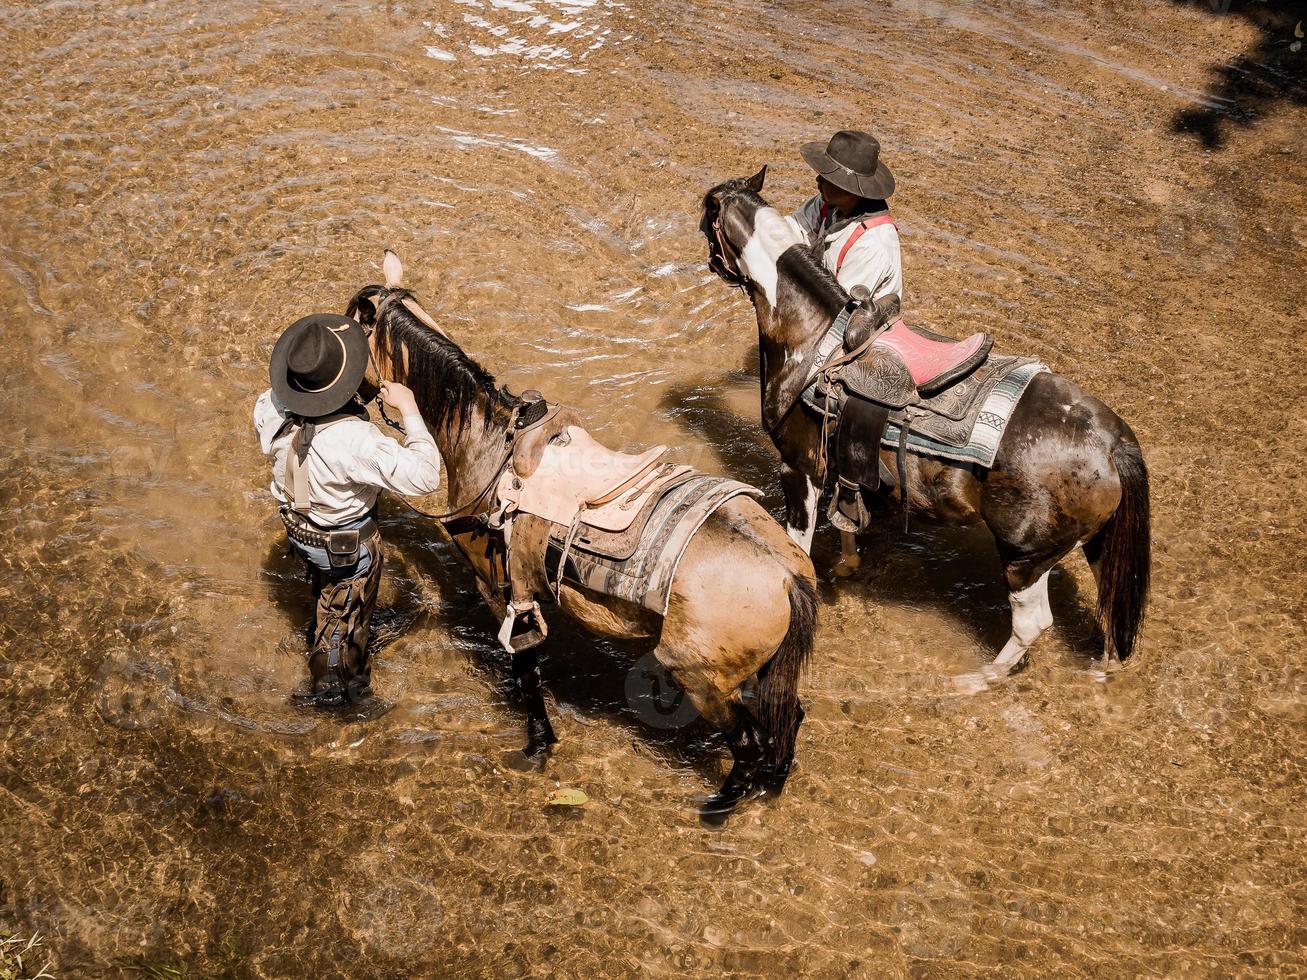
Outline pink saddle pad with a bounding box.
[873,320,988,387]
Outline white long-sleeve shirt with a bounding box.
[253,388,442,527]
[792,194,903,301]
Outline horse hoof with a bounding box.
[951,671,991,696]
[833,555,861,578]
[527,718,558,751]
[699,778,764,820]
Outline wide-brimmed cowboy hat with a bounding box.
[800,130,896,200]
[269,313,370,418]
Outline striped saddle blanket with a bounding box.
[548,474,760,615]
[883,358,1048,468]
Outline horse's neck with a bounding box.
[740,207,805,308]
[752,249,846,393]
[428,403,508,514]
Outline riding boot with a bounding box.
[701,708,766,817]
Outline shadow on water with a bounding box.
[1170,0,1307,148]
[833,513,1104,664]
[295,506,738,786]
[660,378,780,491]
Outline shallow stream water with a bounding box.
[1,0,1304,974]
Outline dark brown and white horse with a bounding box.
[700,170,1150,687]
[348,251,818,815]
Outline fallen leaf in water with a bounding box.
[545,788,588,807]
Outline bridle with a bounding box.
[706,197,749,290]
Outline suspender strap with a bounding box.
[286,427,312,515]
[281,410,364,515]
[835,213,897,275]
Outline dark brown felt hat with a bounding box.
[800,130,896,199]
[269,313,370,418]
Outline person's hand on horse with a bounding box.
[379,381,420,417]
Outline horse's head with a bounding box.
[344,250,450,387]
[345,250,505,437]
[699,165,769,289]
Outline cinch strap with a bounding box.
[835,213,897,275]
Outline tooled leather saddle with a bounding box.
[800,289,992,533]
[470,395,693,652]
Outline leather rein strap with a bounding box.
[765,301,857,437]
[377,397,552,537]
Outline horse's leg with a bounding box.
[991,566,1054,678]
[780,462,820,554]
[834,530,861,578]
[511,647,557,756]
[654,501,815,816]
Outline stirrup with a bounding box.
[827,478,870,534]
[497,600,548,653]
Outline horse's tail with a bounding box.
[1087,440,1151,660]
[758,573,818,773]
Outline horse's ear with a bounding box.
[351,292,377,325]
[745,165,768,192]
[383,249,404,288]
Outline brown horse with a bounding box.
[700,170,1150,687]
[346,252,818,815]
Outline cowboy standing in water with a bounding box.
[254,313,441,708]
[791,130,903,302]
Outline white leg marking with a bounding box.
[955,570,1053,694]
[993,571,1053,674]
[785,476,820,555]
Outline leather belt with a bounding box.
[280,510,379,566]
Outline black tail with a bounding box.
[1085,441,1151,660]
[758,574,818,771]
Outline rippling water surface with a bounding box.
[2,0,1304,974]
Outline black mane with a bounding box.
[350,286,516,437]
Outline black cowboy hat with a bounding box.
[269,313,370,418]
[800,130,896,200]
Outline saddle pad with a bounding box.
[884,360,1048,468]
[799,303,854,412]
[549,475,761,615]
[549,468,698,562]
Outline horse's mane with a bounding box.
[363,287,517,436]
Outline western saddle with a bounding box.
[804,287,992,532]
[465,397,690,652]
